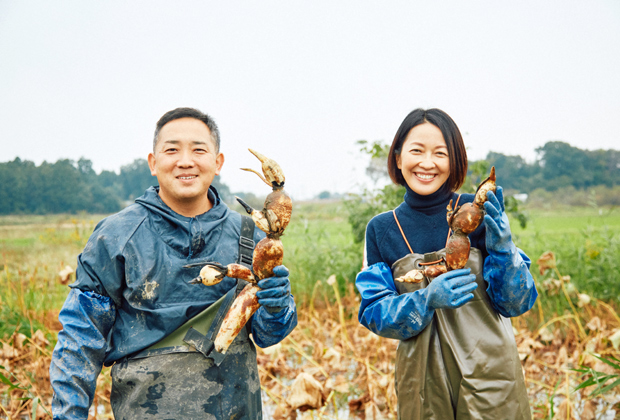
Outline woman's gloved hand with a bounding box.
[256,265,291,313]
[425,268,478,310]
[483,186,516,255]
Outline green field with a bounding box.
[512,207,620,302]
[1,202,619,336]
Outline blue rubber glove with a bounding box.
[425,268,478,310]
[256,265,291,313]
[483,186,516,256]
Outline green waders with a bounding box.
[392,248,531,420]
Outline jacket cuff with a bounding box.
[250,298,297,348]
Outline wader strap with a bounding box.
[392,210,414,254]
[239,215,255,268]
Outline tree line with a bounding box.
[1,140,618,215]
[486,141,620,192]
[0,157,231,215]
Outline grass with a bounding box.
[281,200,363,302]
[512,206,620,303]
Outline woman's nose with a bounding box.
[419,153,436,168]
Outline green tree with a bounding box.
[537,141,589,190]
[119,159,157,200]
[484,152,539,192]
[0,158,33,213]
[212,176,232,203]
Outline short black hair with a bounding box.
[387,108,468,192]
[153,107,220,153]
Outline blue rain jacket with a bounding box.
[50,186,297,420]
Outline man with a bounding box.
[50,107,297,419]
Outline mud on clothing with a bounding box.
[50,186,297,419]
[356,183,537,419]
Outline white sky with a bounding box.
[1,1,619,200]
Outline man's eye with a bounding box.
[165,148,177,153]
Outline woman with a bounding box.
[356,108,537,419]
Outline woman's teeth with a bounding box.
[416,173,435,180]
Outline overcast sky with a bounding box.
[1,1,618,200]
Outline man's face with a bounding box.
[148,117,224,215]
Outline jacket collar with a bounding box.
[135,186,230,257]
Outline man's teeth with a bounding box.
[178,176,196,180]
[416,174,435,180]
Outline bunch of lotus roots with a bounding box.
[396,167,496,283]
[191,149,292,353]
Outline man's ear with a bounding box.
[215,153,225,176]
[147,152,157,176]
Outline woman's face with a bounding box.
[397,122,450,196]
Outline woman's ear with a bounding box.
[396,154,402,170]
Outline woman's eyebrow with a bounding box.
[407,142,447,149]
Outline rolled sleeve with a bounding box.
[250,296,297,348]
[356,263,434,340]
[50,289,116,420]
[484,247,538,317]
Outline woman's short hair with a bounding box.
[387,108,468,192]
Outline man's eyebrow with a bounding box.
[161,139,209,145]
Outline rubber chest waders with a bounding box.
[110,216,263,419]
[391,210,530,420]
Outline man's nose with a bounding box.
[176,150,195,167]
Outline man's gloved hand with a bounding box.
[256,265,291,314]
[483,186,516,255]
[425,268,478,310]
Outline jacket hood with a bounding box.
[134,186,231,258]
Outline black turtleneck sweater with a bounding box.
[364,183,488,269]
